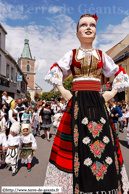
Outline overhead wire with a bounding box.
[4,28,129,35]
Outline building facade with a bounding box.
[0,23,27,100]
[18,33,42,101]
[106,35,129,102]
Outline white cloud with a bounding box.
[3,12,129,92]
[2,15,79,92]
[97,16,129,52]
[0,1,28,21]
[35,59,47,71]
[48,6,61,14]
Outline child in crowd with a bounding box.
[0,121,8,168]
[5,122,21,176]
[31,107,40,136]
[20,123,37,172]
[21,108,31,124]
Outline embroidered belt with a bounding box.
[9,145,19,149]
[22,143,32,149]
[72,80,101,92]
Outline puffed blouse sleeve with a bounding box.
[102,52,129,92]
[44,50,72,85]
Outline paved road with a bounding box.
[0,126,129,192]
[0,129,55,188]
[119,127,129,176]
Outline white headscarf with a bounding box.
[21,123,32,133]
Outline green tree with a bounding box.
[63,76,73,92]
[42,92,48,100]
[27,93,30,100]
[38,94,42,100]
[42,92,54,100]
[54,91,61,100]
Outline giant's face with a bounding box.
[77,17,96,44]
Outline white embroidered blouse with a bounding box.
[0,132,8,147]
[20,133,37,150]
[45,49,129,92]
[7,134,21,148]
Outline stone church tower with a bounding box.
[18,33,36,101]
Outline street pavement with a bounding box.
[0,129,55,188]
[119,127,129,176]
[0,126,129,191]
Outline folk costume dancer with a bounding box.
[20,123,37,172]
[44,13,129,193]
[0,121,8,168]
[5,97,18,137]
[5,122,21,176]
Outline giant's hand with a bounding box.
[56,84,72,101]
[102,88,118,102]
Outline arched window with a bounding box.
[26,64,30,72]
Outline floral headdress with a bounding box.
[92,13,98,21]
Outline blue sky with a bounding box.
[1,0,129,92]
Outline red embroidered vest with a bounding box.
[70,49,103,80]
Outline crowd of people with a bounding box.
[0,91,67,176]
[108,99,129,139]
[0,90,129,180]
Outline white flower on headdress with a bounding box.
[84,158,92,166]
[82,117,88,125]
[103,136,110,144]
[100,117,106,124]
[82,137,91,145]
[105,157,113,165]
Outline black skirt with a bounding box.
[71,91,123,193]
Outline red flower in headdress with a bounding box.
[92,13,98,20]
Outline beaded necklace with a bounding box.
[79,47,94,71]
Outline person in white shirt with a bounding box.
[20,123,37,172]
[7,99,18,137]
[2,91,7,103]
[5,122,21,176]
[53,101,61,114]
[53,113,63,134]
[0,121,8,168]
